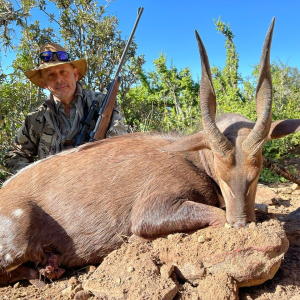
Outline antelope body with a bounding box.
[1,17,299,285]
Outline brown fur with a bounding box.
[0,133,226,284]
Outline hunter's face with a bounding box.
[40,64,79,105]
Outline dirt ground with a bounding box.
[0,182,299,300]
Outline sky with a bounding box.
[2,0,300,81]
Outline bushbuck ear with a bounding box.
[158,132,211,152]
[267,119,300,140]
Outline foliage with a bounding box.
[259,167,287,184]
[211,18,247,114]
[122,53,201,133]
[0,0,35,50]
[258,61,300,182]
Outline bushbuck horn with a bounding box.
[195,30,233,157]
[243,17,275,155]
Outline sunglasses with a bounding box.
[39,51,71,62]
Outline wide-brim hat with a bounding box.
[24,43,87,89]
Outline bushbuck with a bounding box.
[0,17,299,285]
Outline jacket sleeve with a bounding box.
[3,110,42,174]
[106,102,128,138]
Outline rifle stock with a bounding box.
[92,77,120,140]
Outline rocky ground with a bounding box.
[0,182,299,300]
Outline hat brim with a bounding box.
[24,59,87,88]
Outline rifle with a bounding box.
[73,7,144,147]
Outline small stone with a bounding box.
[62,286,74,295]
[85,265,96,273]
[59,281,68,289]
[97,273,105,279]
[224,223,232,229]
[282,187,294,194]
[275,285,284,295]
[13,282,20,289]
[68,277,78,287]
[255,203,268,213]
[74,290,92,300]
[127,266,135,272]
[198,235,206,243]
[160,264,175,279]
[248,222,256,229]
[292,189,300,195]
[74,284,83,293]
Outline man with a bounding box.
[4,42,127,174]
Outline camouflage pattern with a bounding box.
[3,82,127,174]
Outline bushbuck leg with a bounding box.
[0,265,45,287]
[132,196,226,239]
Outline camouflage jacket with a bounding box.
[3,82,127,174]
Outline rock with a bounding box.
[224,223,232,229]
[292,189,300,195]
[84,241,178,300]
[178,272,239,300]
[74,284,83,293]
[283,207,300,246]
[68,276,78,287]
[74,290,92,300]
[197,235,206,243]
[255,203,268,213]
[281,187,294,194]
[61,285,74,295]
[83,219,288,298]
[85,265,96,274]
[13,282,20,289]
[248,222,256,229]
[160,265,174,279]
[58,281,68,289]
[256,186,281,205]
[175,261,205,281]
[127,266,135,273]
[155,220,288,288]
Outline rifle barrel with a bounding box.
[113,7,144,78]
